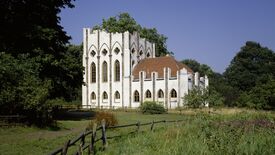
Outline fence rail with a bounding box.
[49,119,184,155]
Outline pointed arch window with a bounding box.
[145,90,151,98]
[171,89,177,98]
[91,92,96,100]
[114,60,120,82]
[103,91,108,99]
[91,62,96,83]
[114,91,120,99]
[102,61,108,82]
[134,91,140,102]
[158,89,164,98]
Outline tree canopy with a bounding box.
[224,41,275,92]
[93,13,169,56]
[0,0,74,56]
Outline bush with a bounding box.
[93,111,118,127]
[139,101,167,114]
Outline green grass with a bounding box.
[0,109,275,155]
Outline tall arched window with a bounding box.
[102,61,108,82]
[171,89,177,98]
[114,91,120,99]
[91,62,96,83]
[145,90,151,98]
[91,92,96,100]
[134,90,140,102]
[158,89,164,98]
[103,91,108,99]
[114,60,120,81]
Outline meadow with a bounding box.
[0,108,275,155]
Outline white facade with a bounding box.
[82,29,208,109]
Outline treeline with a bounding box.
[182,41,275,110]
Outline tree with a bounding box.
[0,0,78,125]
[183,86,224,108]
[181,59,213,76]
[224,41,275,92]
[0,0,74,56]
[93,12,169,56]
[0,53,52,125]
[237,77,275,110]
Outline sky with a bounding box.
[60,0,275,73]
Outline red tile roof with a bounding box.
[132,55,193,79]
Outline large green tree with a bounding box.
[224,41,275,92]
[93,13,169,56]
[0,0,82,125]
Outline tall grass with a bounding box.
[99,111,275,155]
[0,109,274,155]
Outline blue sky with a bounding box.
[60,0,275,73]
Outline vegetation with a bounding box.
[182,41,275,110]
[140,101,167,114]
[2,110,272,155]
[93,13,170,56]
[0,0,84,126]
[89,111,118,128]
[100,110,275,155]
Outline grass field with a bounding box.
[0,108,275,155]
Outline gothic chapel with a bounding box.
[82,29,209,109]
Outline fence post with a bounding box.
[77,132,85,155]
[89,122,97,155]
[61,140,70,155]
[151,120,154,131]
[136,121,140,133]
[101,119,107,150]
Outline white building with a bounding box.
[82,29,209,109]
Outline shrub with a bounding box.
[93,111,118,127]
[139,101,167,114]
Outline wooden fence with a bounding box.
[49,119,184,155]
[0,115,26,127]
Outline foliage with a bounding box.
[93,12,169,56]
[93,111,118,127]
[101,111,275,155]
[237,78,275,110]
[0,0,74,56]
[224,41,275,92]
[181,59,214,77]
[53,44,83,101]
[184,86,224,108]
[139,101,167,114]
[0,0,82,126]
[0,53,53,125]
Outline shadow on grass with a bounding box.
[54,109,96,121]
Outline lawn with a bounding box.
[0,109,275,155]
